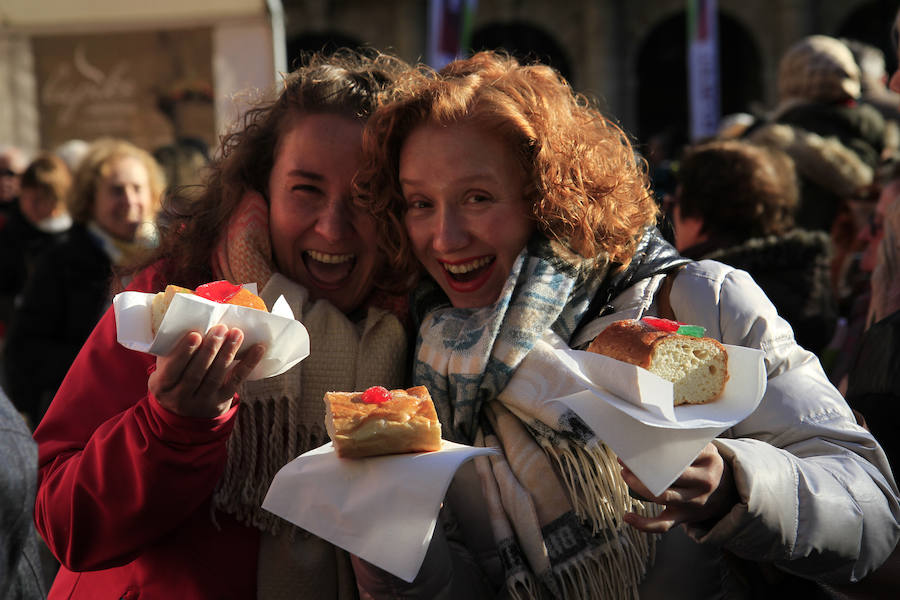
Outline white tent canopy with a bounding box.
[2,0,268,31]
[0,0,285,153]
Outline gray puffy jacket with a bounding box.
[355,259,900,599]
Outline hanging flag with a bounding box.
[428,0,477,69]
[687,0,720,141]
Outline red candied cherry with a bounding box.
[195,280,241,303]
[641,317,682,332]
[361,386,392,404]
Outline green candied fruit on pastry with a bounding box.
[641,317,706,338]
[675,324,706,338]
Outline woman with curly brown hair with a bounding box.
[32,50,412,600]
[352,51,900,599]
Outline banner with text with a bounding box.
[32,28,215,152]
[688,0,720,141]
[427,0,478,69]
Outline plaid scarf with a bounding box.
[413,235,658,599]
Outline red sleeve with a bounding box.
[32,266,238,571]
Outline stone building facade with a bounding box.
[282,0,899,146]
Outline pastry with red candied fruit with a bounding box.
[324,386,442,458]
[587,317,729,405]
[150,280,267,336]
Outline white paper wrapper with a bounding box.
[262,441,497,583]
[550,344,766,496]
[112,286,310,381]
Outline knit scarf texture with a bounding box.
[414,235,658,599]
[87,220,158,266]
[208,191,408,600]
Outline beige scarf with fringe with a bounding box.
[480,338,659,599]
[210,191,408,599]
[212,274,407,531]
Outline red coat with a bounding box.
[33,266,260,599]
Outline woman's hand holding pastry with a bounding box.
[149,324,266,419]
[619,442,738,534]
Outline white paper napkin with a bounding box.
[112,287,310,380]
[554,345,767,428]
[262,441,497,582]
[550,344,767,495]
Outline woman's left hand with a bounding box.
[619,442,738,534]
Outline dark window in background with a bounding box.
[837,0,900,75]
[635,11,763,152]
[286,32,364,70]
[470,21,573,85]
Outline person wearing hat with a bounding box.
[747,35,886,234]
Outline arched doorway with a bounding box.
[286,32,364,71]
[837,0,900,74]
[636,12,763,154]
[470,21,572,84]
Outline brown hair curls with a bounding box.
[356,50,658,286]
[137,49,410,290]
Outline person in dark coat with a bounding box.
[3,139,164,429]
[0,154,72,347]
[0,385,47,599]
[672,139,837,356]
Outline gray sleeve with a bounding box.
[672,261,900,583]
[0,396,47,599]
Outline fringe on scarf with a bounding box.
[509,575,541,600]
[213,394,329,535]
[505,532,652,600]
[539,438,660,599]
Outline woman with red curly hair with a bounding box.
[352,51,900,599]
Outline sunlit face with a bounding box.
[268,113,379,313]
[400,121,534,308]
[93,156,154,241]
[20,187,59,225]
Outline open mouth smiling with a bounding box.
[303,250,356,286]
[440,256,495,283]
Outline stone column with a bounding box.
[0,32,40,154]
